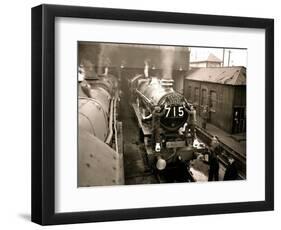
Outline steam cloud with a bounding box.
[160,46,175,79]
[98,45,112,74]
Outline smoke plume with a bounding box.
[98,45,111,74]
[161,46,175,79]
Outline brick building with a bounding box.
[184,66,246,134]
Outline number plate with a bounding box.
[164,105,184,118]
[166,141,186,148]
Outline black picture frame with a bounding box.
[31,4,274,225]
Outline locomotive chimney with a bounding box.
[144,60,149,77]
[160,79,174,88]
[104,67,108,75]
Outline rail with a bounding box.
[195,126,246,179]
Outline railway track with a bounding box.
[121,92,245,183]
[195,126,246,179]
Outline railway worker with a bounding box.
[211,135,219,147]
[233,111,239,133]
[223,155,238,181]
[187,105,197,143]
[212,135,222,158]
[208,149,219,181]
[152,106,166,152]
[202,105,209,129]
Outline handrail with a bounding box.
[105,99,114,144]
[113,97,118,154]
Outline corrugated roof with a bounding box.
[185,67,246,85]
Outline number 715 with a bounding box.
[164,105,184,117]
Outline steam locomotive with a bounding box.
[78,67,124,187]
[129,74,198,173]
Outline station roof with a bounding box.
[185,66,246,85]
[79,42,190,70]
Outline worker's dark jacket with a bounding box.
[223,162,238,180]
[209,152,219,170]
[208,151,219,181]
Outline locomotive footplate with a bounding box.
[132,103,152,136]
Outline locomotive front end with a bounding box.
[134,77,190,132]
[158,91,189,132]
[131,74,197,172]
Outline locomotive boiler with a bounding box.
[78,67,124,187]
[129,74,198,172]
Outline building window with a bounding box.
[210,91,217,112]
[201,89,208,106]
[194,87,199,104]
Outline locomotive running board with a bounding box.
[131,103,152,136]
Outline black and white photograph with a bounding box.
[78,42,247,187]
[29,3,274,226]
